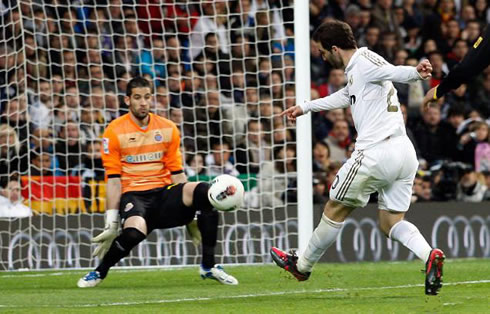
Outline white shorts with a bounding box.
[329,135,418,212]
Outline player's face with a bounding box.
[126,87,152,121]
[316,42,344,68]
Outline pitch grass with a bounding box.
[0,259,488,313]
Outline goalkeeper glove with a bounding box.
[92,209,120,259]
[185,218,202,247]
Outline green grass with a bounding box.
[0,259,488,313]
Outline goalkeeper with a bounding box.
[78,77,238,287]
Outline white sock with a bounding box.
[389,220,432,262]
[297,214,343,273]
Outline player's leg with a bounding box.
[183,182,238,285]
[271,150,371,280]
[78,193,149,288]
[94,216,147,279]
[183,182,218,268]
[157,182,238,285]
[378,141,445,295]
[378,209,432,261]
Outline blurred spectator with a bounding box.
[310,0,330,30]
[206,141,239,177]
[371,0,402,45]
[313,172,328,204]
[314,108,345,142]
[312,141,331,173]
[475,72,490,117]
[29,148,53,176]
[186,153,207,178]
[105,91,120,122]
[359,25,381,51]
[259,145,296,207]
[415,175,433,201]
[236,120,270,174]
[461,20,481,44]
[73,140,104,179]
[0,174,32,218]
[111,35,139,78]
[1,95,30,144]
[457,121,490,168]
[378,31,399,63]
[163,0,200,35]
[414,106,454,165]
[456,171,488,202]
[325,119,351,163]
[140,37,166,82]
[55,121,84,175]
[195,32,231,91]
[230,0,255,40]
[0,124,27,175]
[30,80,54,130]
[189,2,230,60]
[169,107,183,128]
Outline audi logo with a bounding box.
[431,215,490,258]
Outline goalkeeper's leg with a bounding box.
[188,182,238,285]
[96,224,146,278]
[78,218,146,288]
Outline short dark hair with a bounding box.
[126,77,152,96]
[312,20,357,51]
[0,173,19,189]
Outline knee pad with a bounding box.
[193,182,214,212]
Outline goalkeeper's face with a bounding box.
[126,87,152,121]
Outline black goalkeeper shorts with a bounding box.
[119,183,196,232]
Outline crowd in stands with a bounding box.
[0,0,489,216]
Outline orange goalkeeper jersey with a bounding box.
[101,113,183,193]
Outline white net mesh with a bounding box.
[0,0,299,270]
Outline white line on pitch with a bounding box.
[0,279,488,308]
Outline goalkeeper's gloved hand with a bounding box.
[92,209,120,259]
[185,218,202,247]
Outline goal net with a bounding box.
[0,0,299,270]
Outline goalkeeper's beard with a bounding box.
[130,107,149,121]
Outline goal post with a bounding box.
[293,0,313,254]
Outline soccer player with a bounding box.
[78,77,238,287]
[423,25,489,108]
[270,20,445,295]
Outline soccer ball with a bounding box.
[207,174,245,211]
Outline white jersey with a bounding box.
[301,47,423,150]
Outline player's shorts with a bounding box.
[119,183,196,231]
[329,135,418,212]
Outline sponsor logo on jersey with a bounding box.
[125,151,163,163]
[154,131,163,142]
[103,138,109,154]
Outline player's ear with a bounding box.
[331,45,339,54]
[124,96,130,107]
